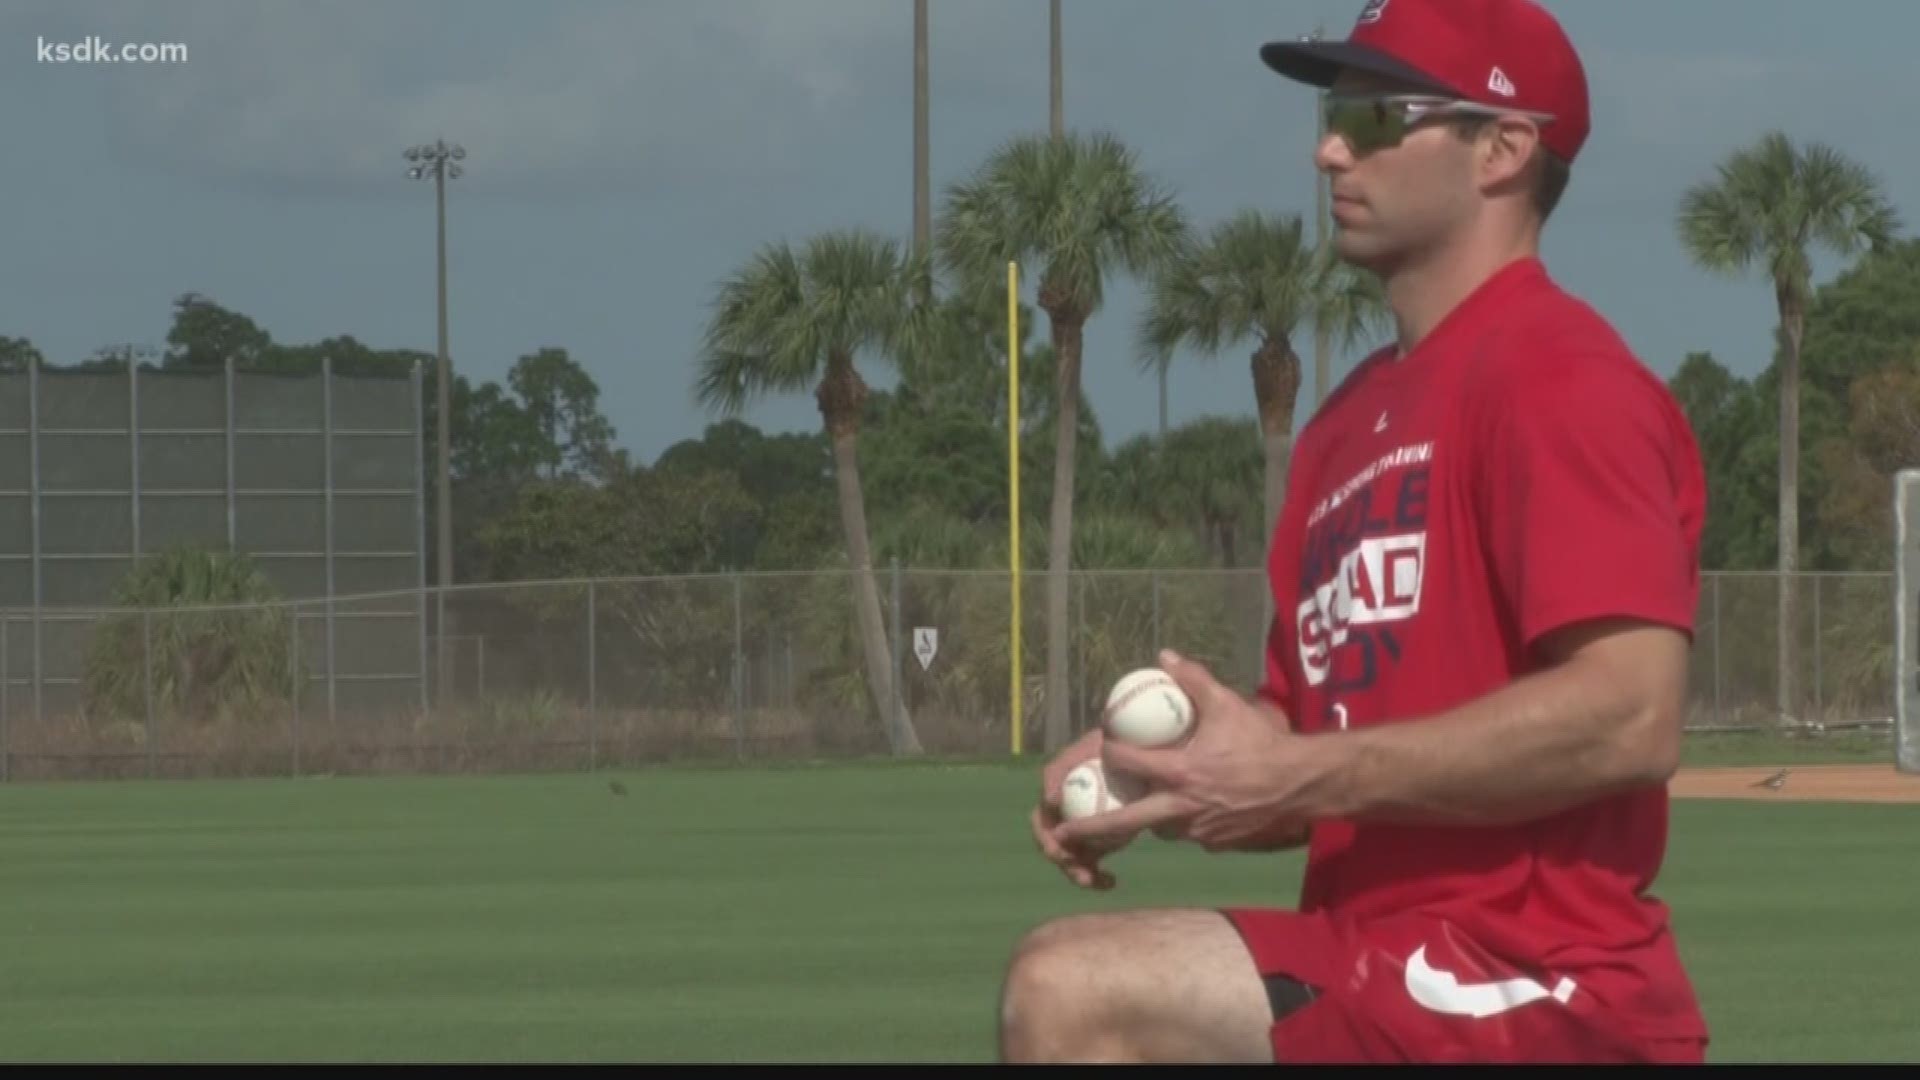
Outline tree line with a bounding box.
[3,130,1914,747]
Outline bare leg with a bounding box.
[997,908,1277,1063]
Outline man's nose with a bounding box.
[1314,129,1354,175]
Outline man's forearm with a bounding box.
[1290,656,1682,828]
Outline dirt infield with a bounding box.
[1671,764,1920,804]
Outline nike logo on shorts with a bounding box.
[1403,945,1577,1019]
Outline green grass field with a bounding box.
[2,749,1916,1062]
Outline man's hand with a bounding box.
[1030,727,1124,890]
[1053,649,1317,855]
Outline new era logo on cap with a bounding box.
[1260,0,1592,164]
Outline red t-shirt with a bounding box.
[1259,257,1709,1042]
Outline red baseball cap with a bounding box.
[1260,0,1591,164]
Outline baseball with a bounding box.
[1058,758,1146,821]
[1102,667,1195,748]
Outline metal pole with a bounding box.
[434,158,454,710]
[412,361,428,715]
[1813,574,1824,724]
[290,603,301,776]
[225,357,237,549]
[1897,470,1920,773]
[1712,574,1722,727]
[129,360,141,560]
[912,0,930,257]
[890,557,904,731]
[1152,570,1162,653]
[1077,573,1088,733]
[142,609,155,780]
[2,615,10,782]
[732,573,745,760]
[1158,365,1168,436]
[322,356,337,730]
[1049,0,1063,139]
[28,354,41,729]
[587,581,598,771]
[406,139,463,721]
[435,568,447,707]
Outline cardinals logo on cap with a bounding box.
[1358,0,1389,25]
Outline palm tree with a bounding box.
[83,546,301,729]
[1140,209,1389,540]
[1677,131,1900,724]
[1155,418,1267,570]
[696,230,932,755]
[938,131,1186,752]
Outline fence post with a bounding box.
[28,354,42,731]
[1813,574,1824,724]
[1077,573,1088,734]
[1712,574,1722,728]
[321,355,337,732]
[225,357,237,549]
[129,359,142,564]
[732,574,747,759]
[290,604,302,777]
[1151,570,1162,654]
[2,615,10,782]
[142,610,155,780]
[412,361,428,717]
[587,580,598,772]
[416,585,429,718]
[1898,470,1920,774]
[890,558,904,731]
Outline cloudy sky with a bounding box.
[2,0,1915,464]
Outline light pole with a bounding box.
[405,139,462,705]
[1158,361,1168,437]
[1049,0,1063,140]
[913,0,930,257]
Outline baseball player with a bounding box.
[1010,0,1711,1063]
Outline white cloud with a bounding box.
[12,0,1913,226]
[3,0,1303,198]
[5,0,939,194]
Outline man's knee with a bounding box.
[998,915,1135,1062]
[997,910,1278,1064]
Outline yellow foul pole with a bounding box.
[1008,261,1022,757]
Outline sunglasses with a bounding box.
[1322,93,1556,154]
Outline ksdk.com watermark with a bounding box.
[38,36,188,64]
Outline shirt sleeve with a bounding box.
[1481,354,1705,653]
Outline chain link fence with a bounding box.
[0,358,428,739]
[0,568,1896,780]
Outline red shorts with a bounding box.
[1220,907,1707,1064]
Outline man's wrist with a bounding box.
[1287,726,1366,822]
